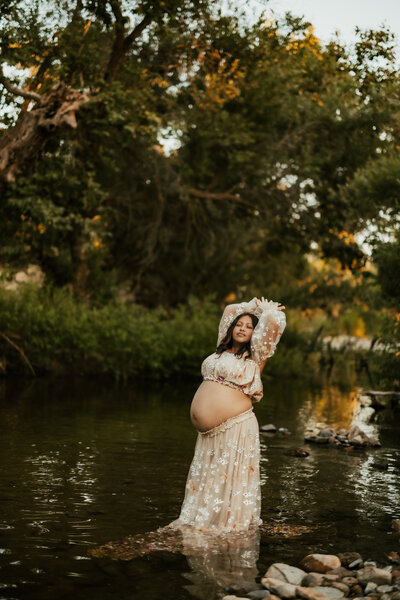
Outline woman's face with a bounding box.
[232,315,254,344]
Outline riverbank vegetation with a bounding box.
[0,1,398,386]
[0,267,395,387]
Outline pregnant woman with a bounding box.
[169,296,286,535]
[91,295,286,570]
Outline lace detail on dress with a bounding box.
[199,408,254,437]
[170,409,261,533]
[250,301,286,363]
[201,352,263,402]
[202,375,246,395]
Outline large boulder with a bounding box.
[265,563,307,585]
[300,555,341,574]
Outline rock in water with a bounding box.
[248,591,272,599]
[341,577,358,586]
[297,587,333,600]
[261,577,298,598]
[392,519,400,534]
[337,552,362,568]
[387,551,400,564]
[326,567,354,578]
[330,582,350,595]
[377,585,394,593]
[264,563,307,585]
[356,566,392,586]
[319,428,336,438]
[348,558,363,569]
[311,587,345,600]
[260,424,277,433]
[301,573,325,587]
[284,448,310,457]
[277,427,291,435]
[300,554,341,574]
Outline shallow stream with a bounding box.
[0,374,399,599]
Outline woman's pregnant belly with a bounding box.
[190,380,252,432]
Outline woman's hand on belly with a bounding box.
[190,380,253,432]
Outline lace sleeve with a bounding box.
[250,301,286,364]
[217,298,258,346]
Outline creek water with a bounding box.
[0,373,399,600]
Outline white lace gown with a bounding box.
[170,298,286,536]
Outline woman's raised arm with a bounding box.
[250,298,286,367]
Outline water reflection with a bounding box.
[297,387,359,431]
[182,529,260,599]
[90,524,261,599]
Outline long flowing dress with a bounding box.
[169,298,286,536]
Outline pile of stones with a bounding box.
[304,425,381,449]
[223,552,400,600]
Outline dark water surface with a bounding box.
[0,375,399,600]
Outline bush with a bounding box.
[0,286,220,379]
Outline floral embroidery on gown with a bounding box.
[169,298,286,536]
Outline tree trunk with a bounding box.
[0,82,89,187]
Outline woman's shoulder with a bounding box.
[201,351,219,363]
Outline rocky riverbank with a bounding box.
[223,552,400,600]
[304,425,381,448]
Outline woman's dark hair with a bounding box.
[216,312,259,359]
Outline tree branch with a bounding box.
[108,0,124,23]
[187,187,256,210]
[0,331,36,376]
[105,2,152,82]
[0,64,41,103]
[123,13,152,52]
[0,82,89,185]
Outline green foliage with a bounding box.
[0,285,323,381]
[370,232,400,388]
[374,231,400,304]
[0,283,395,384]
[1,2,400,306]
[0,285,221,379]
